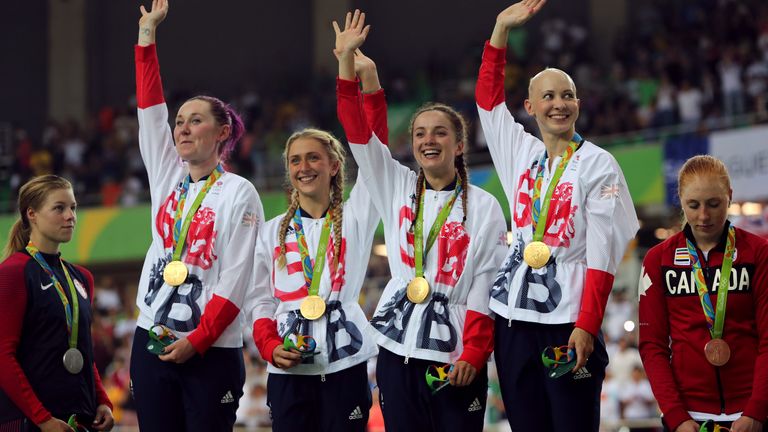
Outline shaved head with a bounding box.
[528,68,577,98]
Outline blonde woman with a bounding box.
[248,122,384,429]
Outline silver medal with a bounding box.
[63,348,84,374]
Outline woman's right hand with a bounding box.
[138,0,169,46]
[38,418,75,432]
[272,346,302,369]
[674,420,700,432]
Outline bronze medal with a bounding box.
[407,277,430,304]
[63,348,84,374]
[300,295,327,320]
[163,260,188,286]
[704,338,730,366]
[523,241,551,269]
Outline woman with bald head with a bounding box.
[475,1,639,430]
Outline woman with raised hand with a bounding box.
[475,1,639,430]
[0,175,114,432]
[130,1,263,430]
[247,125,382,431]
[335,10,508,432]
[639,155,768,432]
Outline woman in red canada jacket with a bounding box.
[639,155,768,432]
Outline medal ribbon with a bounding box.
[171,164,224,261]
[25,242,79,350]
[413,176,463,278]
[292,209,333,297]
[530,134,581,241]
[686,225,735,339]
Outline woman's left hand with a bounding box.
[448,360,477,387]
[731,415,763,432]
[158,337,196,363]
[91,404,114,431]
[568,327,594,372]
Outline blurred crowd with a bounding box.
[4,0,768,213]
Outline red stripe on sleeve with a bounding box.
[0,254,51,424]
[575,268,615,336]
[252,318,283,367]
[135,44,165,109]
[92,363,113,410]
[475,40,507,111]
[187,295,240,354]
[337,77,372,144]
[362,89,388,145]
[457,310,495,370]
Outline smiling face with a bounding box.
[286,137,340,203]
[525,68,580,138]
[680,173,732,248]
[411,110,464,180]
[173,99,229,165]
[27,187,77,251]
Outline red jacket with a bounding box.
[639,223,768,430]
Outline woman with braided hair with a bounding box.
[335,10,507,432]
[247,129,382,428]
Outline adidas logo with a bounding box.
[573,367,592,380]
[468,397,483,412]
[220,390,235,404]
[348,406,363,420]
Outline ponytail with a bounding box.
[4,219,30,259]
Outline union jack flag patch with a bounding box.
[241,211,260,227]
[674,248,690,266]
[600,184,620,199]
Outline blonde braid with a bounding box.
[330,178,344,270]
[456,154,469,225]
[277,189,300,269]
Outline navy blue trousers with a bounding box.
[266,362,370,432]
[494,319,608,432]
[129,328,244,432]
[376,348,488,432]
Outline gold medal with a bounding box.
[523,241,551,269]
[300,295,326,320]
[163,260,188,286]
[704,338,731,367]
[407,277,430,304]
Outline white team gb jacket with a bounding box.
[351,136,507,365]
[475,41,639,335]
[135,44,264,351]
[248,177,379,375]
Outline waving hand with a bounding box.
[138,0,169,46]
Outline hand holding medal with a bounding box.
[146,324,178,355]
[425,364,454,395]
[67,414,91,432]
[283,333,319,359]
[541,345,576,379]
